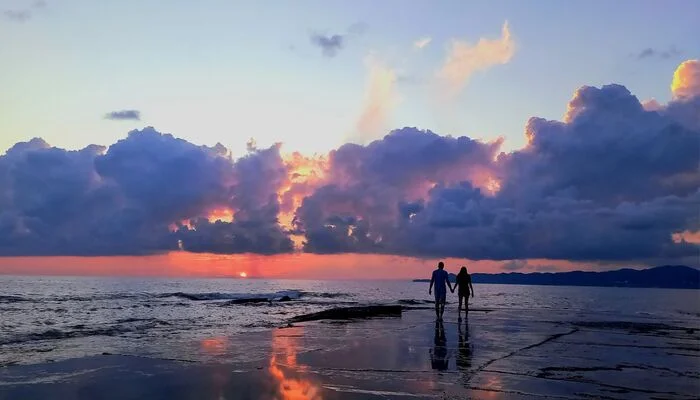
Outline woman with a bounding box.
[451,266,474,318]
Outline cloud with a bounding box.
[104,110,141,121]
[1,61,698,265]
[4,10,31,21]
[294,128,503,254]
[414,37,432,49]
[0,127,293,256]
[501,260,527,271]
[353,56,398,144]
[3,0,46,22]
[310,33,344,57]
[293,62,699,263]
[308,22,366,58]
[533,265,559,272]
[671,59,700,100]
[437,21,515,97]
[636,46,682,60]
[641,98,662,111]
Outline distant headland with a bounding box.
[413,265,700,289]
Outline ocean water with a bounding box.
[1,275,698,367]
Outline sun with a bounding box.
[239,272,248,278]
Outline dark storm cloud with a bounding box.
[636,46,682,60]
[501,84,700,204]
[293,85,700,263]
[174,142,294,255]
[104,110,141,121]
[294,128,502,254]
[310,33,344,57]
[0,127,293,256]
[1,72,698,263]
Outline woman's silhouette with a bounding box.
[451,266,474,320]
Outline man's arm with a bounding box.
[429,273,434,294]
[447,275,454,292]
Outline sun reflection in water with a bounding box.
[269,326,321,400]
[200,336,228,354]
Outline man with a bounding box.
[428,261,452,320]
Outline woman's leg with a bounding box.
[458,294,463,315]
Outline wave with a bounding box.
[0,318,173,346]
[397,299,434,305]
[0,289,352,305]
[0,295,34,303]
[299,291,351,299]
[159,290,302,302]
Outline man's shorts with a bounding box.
[434,290,446,303]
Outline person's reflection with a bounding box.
[430,320,449,370]
[457,317,472,370]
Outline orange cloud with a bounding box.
[672,230,700,244]
[438,21,515,97]
[641,98,662,111]
[207,207,235,223]
[279,152,329,229]
[671,59,700,99]
[353,56,398,144]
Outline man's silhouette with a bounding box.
[428,261,452,320]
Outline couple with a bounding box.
[428,261,474,320]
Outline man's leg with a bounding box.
[434,297,440,318]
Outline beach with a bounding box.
[2,302,698,399]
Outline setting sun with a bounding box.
[239,272,248,278]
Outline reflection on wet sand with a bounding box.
[269,326,322,400]
[200,336,229,354]
[199,336,231,399]
[455,318,504,399]
[430,320,448,371]
[457,319,472,370]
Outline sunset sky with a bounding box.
[1,0,699,278]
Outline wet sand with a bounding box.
[1,307,698,399]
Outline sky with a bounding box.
[0,0,699,278]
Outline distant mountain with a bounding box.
[413,265,700,289]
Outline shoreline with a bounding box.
[1,306,698,399]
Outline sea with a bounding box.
[1,276,699,367]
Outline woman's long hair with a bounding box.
[457,266,468,279]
